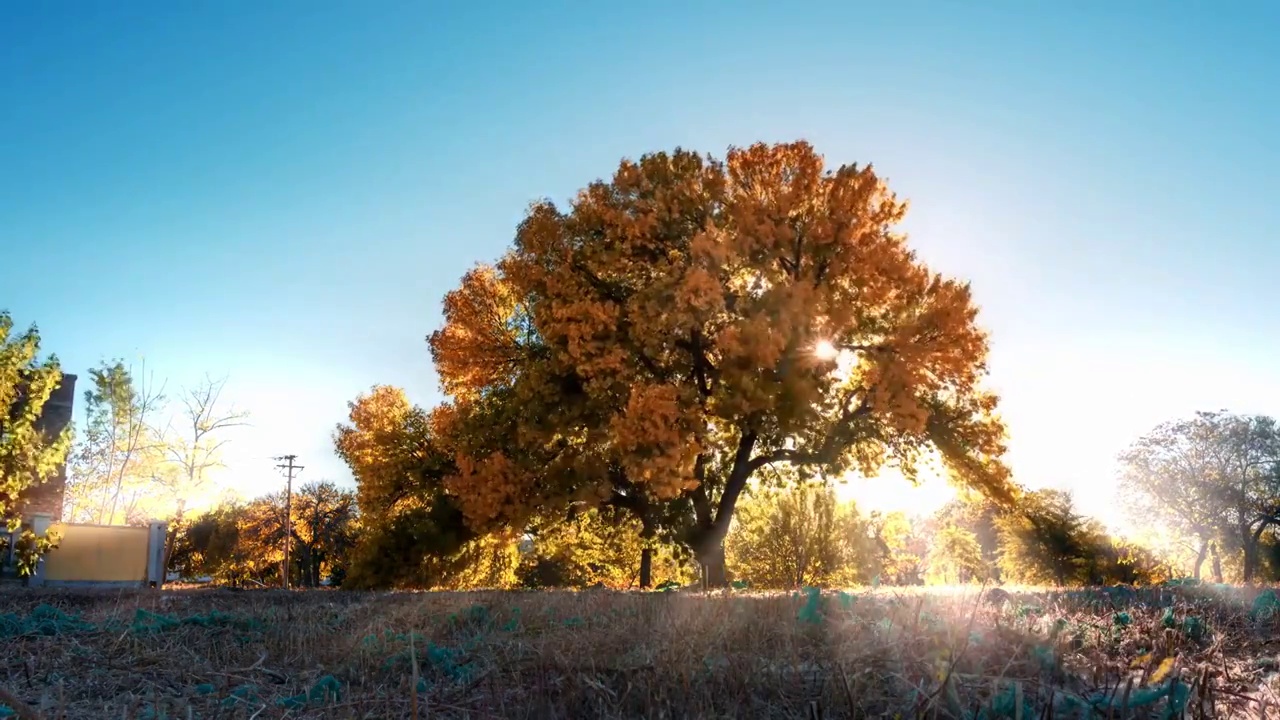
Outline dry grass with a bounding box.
[4,584,1280,718]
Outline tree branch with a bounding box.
[747,393,873,470]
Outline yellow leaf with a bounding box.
[1149,656,1175,684]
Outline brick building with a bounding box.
[18,373,77,521]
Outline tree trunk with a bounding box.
[162,527,179,581]
[639,547,653,589]
[699,543,727,589]
[162,500,187,580]
[1244,523,1270,584]
[687,434,760,589]
[638,510,656,589]
[1191,536,1209,581]
[1209,541,1223,583]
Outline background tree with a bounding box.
[1120,411,1280,582]
[925,523,987,584]
[231,495,293,586]
[517,507,690,588]
[869,510,926,585]
[65,360,165,525]
[0,312,73,574]
[156,375,248,569]
[429,141,1013,586]
[168,503,254,585]
[334,385,512,589]
[996,489,1095,586]
[1081,531,1166,585]
[933,492,1002,581]
[289,480,358,587]
[166,487,361,588]
[725,482,874,588]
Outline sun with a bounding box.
[814,339,839,361]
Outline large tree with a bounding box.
[1207,413,1280,583]
[1119,413,1231,581]
[0,312,73,530]
[428,141,1012,585]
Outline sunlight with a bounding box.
[813,340,863,384]
[833,463,957,517]
[814,339,839,361]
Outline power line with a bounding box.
[273,454,303,590]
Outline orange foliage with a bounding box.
[607,383,702,500]
[427,141,1011,562]
[333,385,444,519]
[431,266,532,401]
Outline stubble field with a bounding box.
[3,584,1280,719]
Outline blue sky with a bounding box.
[3,2,1277,529]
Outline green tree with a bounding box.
[290,481,358,587]
[518,506,692,588]
[1081,529,1165,585]
[344,515,520,590]
[996,489,1095,586]
[726,482,875,588]
[934,492,1002,580]
[65,360,166,525]
[925,523,987,584]
[169,503,254,585]
[870,510,926,585]
[0,312,73,575]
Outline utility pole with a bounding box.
[274,455,303,590]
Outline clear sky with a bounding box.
[4,2,1278,530]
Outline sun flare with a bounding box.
[814,339,839,361]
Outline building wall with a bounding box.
[22,372,77,521]
[41,523,150,583]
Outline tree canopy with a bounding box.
[424,141,1013,584]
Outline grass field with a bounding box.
[3,584,1280,719]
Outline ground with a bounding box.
[3,584,1280,718]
